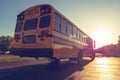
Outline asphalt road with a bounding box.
[0,57,120,80]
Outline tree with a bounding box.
[117,35,120,52]
[0,36,13,52]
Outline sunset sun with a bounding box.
[94,28,111,48]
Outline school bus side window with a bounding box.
[67,22,73,35]
[24,18,38,31]
[73,26,77,38]
[40,16,50,28]
[61,18,67,34]
[15,22,23,32]
[54,13,61,31]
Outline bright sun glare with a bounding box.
[94,28,111,48]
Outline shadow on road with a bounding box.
[0,58,92,80]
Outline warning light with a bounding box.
[41,30,49,36]
[17,11,25,21]
[41,9,45,13]
[40,5,51,16]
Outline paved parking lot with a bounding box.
[0,57,120,80]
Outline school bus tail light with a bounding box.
[41,30,49,35]
[17,11,25,21]
[38,30,49,37]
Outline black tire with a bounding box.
[77,49,83,65]
[90,52,95,61]
[48,58,60,68]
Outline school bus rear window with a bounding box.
[39,16,50,28]
[22,35,36,44]
[24,18,38,31]
[15,22,23,32]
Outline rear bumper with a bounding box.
[10,48,53,58]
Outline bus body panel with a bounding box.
[11,48,53,58]
[13,32,22,48]
[52,30,86,59]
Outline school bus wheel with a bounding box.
[90,52,95,61]
[77,49,83,65]
[49,58,60,66]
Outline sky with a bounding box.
[0,0,120,48]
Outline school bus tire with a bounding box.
[77,49,83,65]
[48,58,60,67]
[90,52,95,61]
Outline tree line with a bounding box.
[95,35,120,57]
[0,36,13,53]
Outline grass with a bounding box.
[0,55,36,63]
[0,54,49,64]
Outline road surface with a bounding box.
[0,57,120,80]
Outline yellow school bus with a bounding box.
[11,4,95,64]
